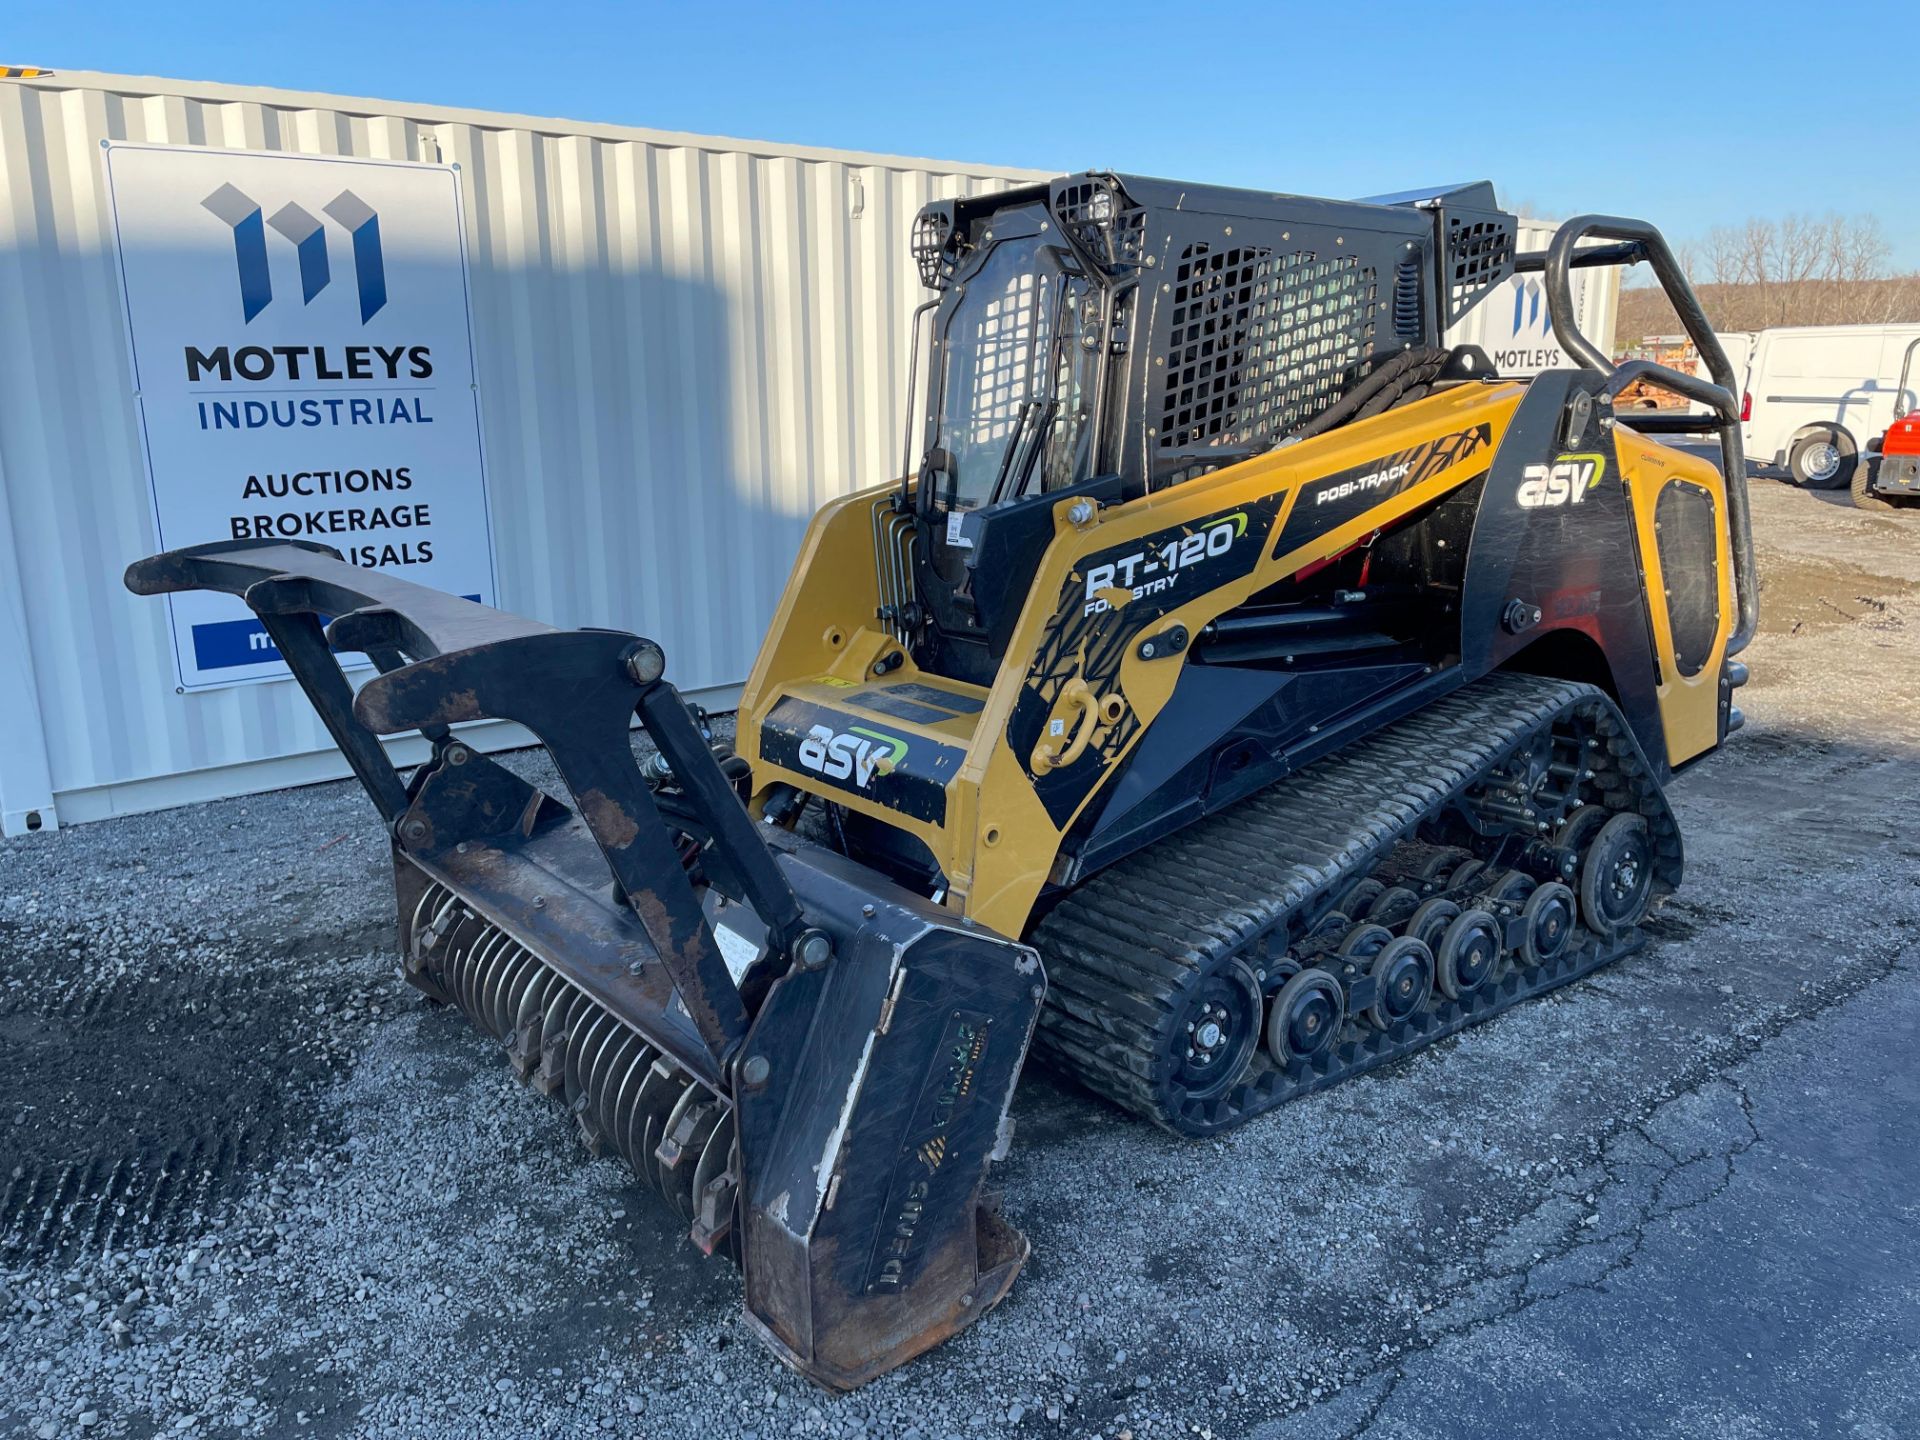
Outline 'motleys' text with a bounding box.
[184,343,433,383]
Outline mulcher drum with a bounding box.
[1032,673,1680,1135]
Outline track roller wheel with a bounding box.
[1367,886,1422,926]
[1405,897,1460,951]
[1414,848,1472,886]
[1579,813,1654,939]
[1448,858,1487,890]
[1518,881,1578,966]
[1309,910,1351,939]
[1482,869,1536,910]
[1335,877,1385,916]
[1554,803,1611,852]
[1265,953,1303,988]
[1336,924,1394,960]
[1171,960,1264,1104]
[1264,968,1346,1067]
[1366,937,1435,1029]
[1435,908,1502,998]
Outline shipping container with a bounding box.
[1443,220,1620,377]
[0,70,1619,836]
[0,68,1043,834]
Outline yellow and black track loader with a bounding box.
[126,174,1756,1388]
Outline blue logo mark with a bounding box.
[323,191,386,323]
[1509,276,1548,336]
[203,183,387,324]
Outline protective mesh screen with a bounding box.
[952,268,1039,448]
[1158,244,1378,451]
[913,209,958,289]
[1655,480,1721,678]
[1445,215,1515,323]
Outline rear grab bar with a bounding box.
[1517,216,1758,656]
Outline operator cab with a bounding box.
[909,199,1126,684]
[895,173,1510,687]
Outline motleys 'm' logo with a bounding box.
[1510,275,1549,337]
[798,723,908,789]
[1518,453,1608,508]
[203,183,387,324]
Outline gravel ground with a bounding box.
[2,472,1916,1440]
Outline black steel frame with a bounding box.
[125,539,811,1069]
[1519,216,1759,655]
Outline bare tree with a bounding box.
[1615,212,1919,341]
[1703,224,1745,285]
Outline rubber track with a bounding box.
[1030,672,1680,1135]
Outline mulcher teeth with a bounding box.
[405,880,739,1243]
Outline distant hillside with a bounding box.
[1619,275,1920,342]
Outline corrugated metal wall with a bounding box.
[0,70,1044,831]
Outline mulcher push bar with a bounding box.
[126,537,791,1064]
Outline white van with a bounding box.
[1740,324,1920,487]
[1712,331,1754,391]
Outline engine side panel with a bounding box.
[1462,371,1734,769]
[742,374,1735,939]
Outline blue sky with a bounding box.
[12,0,1917,268]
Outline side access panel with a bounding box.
[1461,370,1732,773]
[1615,425,1737,762]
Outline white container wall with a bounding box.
[0,70,1044,833]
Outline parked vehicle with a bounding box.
[1854,337,1920,510]
[1615,331,1751,416]
[1713,330,1755,392]
[1739,324,1920,488]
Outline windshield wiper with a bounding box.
[987,269,1078,506]
[988,395,1067,506]
[986,398,1039,508]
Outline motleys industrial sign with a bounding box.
[1476,272,1597,377]
[105,142,495,691]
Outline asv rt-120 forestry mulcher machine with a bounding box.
[126,174,1756,1389]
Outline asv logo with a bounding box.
[1518,454,1607,509]
[797,724,907,789]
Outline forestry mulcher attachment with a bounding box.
[127,175,1756,1388]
